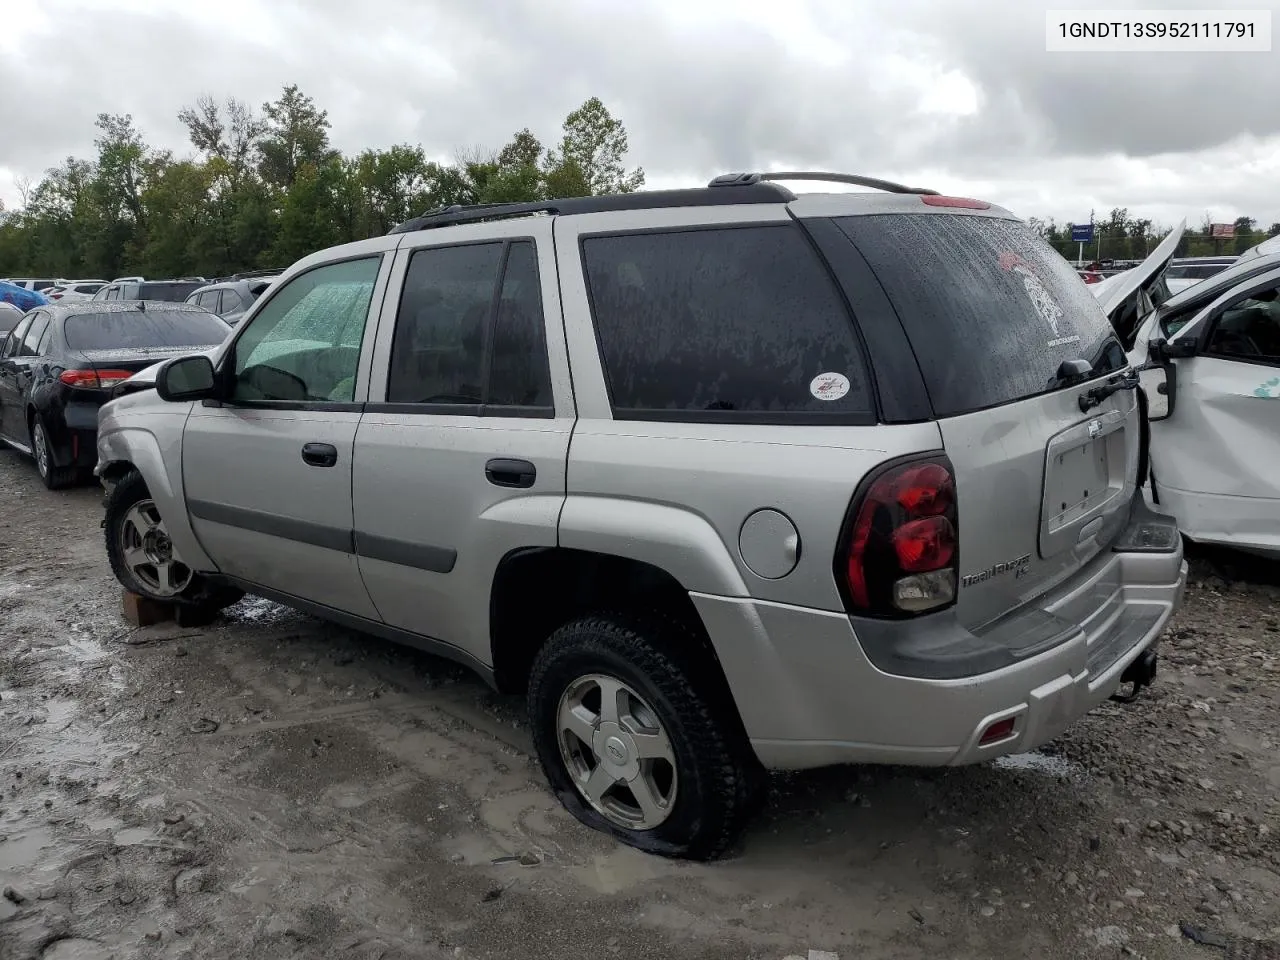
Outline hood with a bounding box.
[1090,219,1185,348]
[1091,219,1185,320]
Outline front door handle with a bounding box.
[485,458,536,489]
[301,442,338,468]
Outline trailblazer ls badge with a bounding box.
[961,554,1032,588]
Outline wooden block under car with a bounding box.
[121,590,175,627]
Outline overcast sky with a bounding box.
[2,0,1278,232]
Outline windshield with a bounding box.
[65,310,229,351]
[834,214,1125,417]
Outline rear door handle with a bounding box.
[485,458,536,489]
[301,442,338,468]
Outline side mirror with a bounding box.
[156,354,217,402]
[1138,360,1176,422]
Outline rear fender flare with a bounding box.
[98,425,215,573]
[556,496,748,597]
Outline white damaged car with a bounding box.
[1094,222,1280,558]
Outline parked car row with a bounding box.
[0,301,230,488]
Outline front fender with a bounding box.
[96,404,215,574]
[557,496,748,597]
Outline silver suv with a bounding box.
[95,172,1187,859]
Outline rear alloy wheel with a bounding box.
[556,673,679,831]
[30,416,77,490]
[528,614,761,860]
[104,470,243,613]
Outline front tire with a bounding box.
[527,614,760,860]
[103,471,242,614]
[31,416,77,490]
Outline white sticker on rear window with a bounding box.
[1000,251,1065,337]
[809,372,851,401]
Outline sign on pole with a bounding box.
[1070,223,1095,265]
[1209,223,1235,239]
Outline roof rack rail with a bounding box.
[708,171,939,196]
[387,183,797,235]
[229,268,285,281]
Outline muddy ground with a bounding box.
[0,448,1277,960]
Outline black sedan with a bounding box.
[0,301,229,489]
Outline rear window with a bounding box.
[65,310,229,351]
[834,214,1123,417]
[139,282,204,302]
[582,224,872,420]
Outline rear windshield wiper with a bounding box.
[1078,369,1139,412]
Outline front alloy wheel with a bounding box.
[117,499,193,598]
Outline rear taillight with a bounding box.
[59,369,134,389]
[841,456,958,617]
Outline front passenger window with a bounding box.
[231,257,380,403]
[1206,284,1280,362]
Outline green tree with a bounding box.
[543,97,644,197]
[259,85,339,190]
[178,95,267,186]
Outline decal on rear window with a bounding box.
[999,251,1072,344]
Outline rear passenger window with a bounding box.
[489,242,552,408]
[388,243,503,405]
[581,225,871,420]
[386,240,553,412]
[21,313,50,356]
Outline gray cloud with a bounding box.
[2,0,1279,226]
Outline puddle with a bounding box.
[113,826,158,846]
[42,698,77,727]
[42,939,117,960]
[994,751,1079,778]
[67,634,111,663]
[83,815,125,833]
[0,826,54,872]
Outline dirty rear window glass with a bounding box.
[138,282,205,302]
[582,224,871,419]
[65,311,229,351]
[835,215,1123,417]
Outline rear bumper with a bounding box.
[42,404,101,468]
[693,512,1186,771]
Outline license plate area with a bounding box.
[1046,438,1111,528]
[1040,410,1128,557]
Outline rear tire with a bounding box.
[31,416,77,490]
[527,614,761,860]
[104,470,242,614]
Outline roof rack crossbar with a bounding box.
[709,171,939,196]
